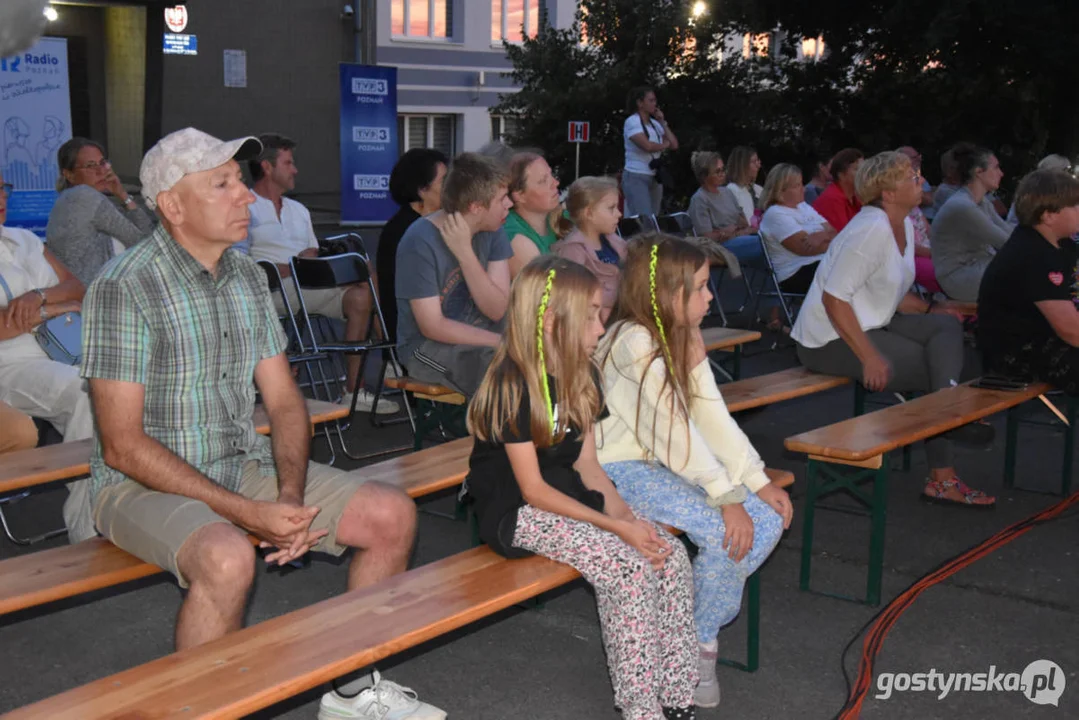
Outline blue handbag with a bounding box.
[0,272,82,365]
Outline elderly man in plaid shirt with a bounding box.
[79,129,418,651]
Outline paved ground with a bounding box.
[1,285,1076,719]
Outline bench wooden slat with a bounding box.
[0,400,349,496]
[723,368,851,414]
[383,377,458,396]
[701,326,761,352]
[784,382,1052,462]
[7,465,793,720]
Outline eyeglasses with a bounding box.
[711,166,727,175]
[75,159,111,171]
[0,183,12,197]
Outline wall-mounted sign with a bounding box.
[164,6,188,33]
[163,33,197,56]
[223,49,246,88]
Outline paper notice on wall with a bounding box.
[223,49,246,88]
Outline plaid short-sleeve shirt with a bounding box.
[81,225,288,503]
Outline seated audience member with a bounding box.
[376,148,448,348]
[792,151,995,508]
[803,156,833,205]
[978,169,1079,393]
[687,151,756,270]
[552,176,628,321]
[931,143,1012,302]
[811,148,864,232]
[504,151,564,277]
[759,163,837,295]
[725,146,764,225]
[1,400,38,454]
[247,133,396,414]
[80,130,428,712]
[1007,154,1072,224]
[897,146,936,215]
[896,146,941,293]
[932,146,961,216]
[46,137,155,284]
[395,152,512,397]
[476,140,517,171]
[1,169,95,541]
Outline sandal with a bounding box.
[764,318,791,335]
[921,476,996,509]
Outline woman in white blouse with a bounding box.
[0,171,95,539]
[725,146,764,226]
[791,152,995,508]
[758,163,837,294]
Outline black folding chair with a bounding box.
[656,211,734,326]
[289,240,414,460]
[617,214,658,239]
[752,228,805,330]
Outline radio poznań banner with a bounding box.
[339,64,397,225]
[0,37,72,233]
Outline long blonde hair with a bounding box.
[468,256,603,448]
[602,233,708,466]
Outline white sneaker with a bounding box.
[339,389,401,415]
[318,670,447,720]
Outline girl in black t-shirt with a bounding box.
[466,256,700,720]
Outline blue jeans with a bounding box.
[603,460,784,643]
[722,234,765,267]
[622,170,662,218]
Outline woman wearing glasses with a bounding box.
[45,137,154,285]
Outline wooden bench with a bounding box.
[783,381,1062,606]
[0,399,348,499]
[701,326,761,380]
[0,437,472,619]
[384,377,467,450]
[7,469,793,719]
[722,366,851,414]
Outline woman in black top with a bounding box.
[376,148,447,341]
[977,169,1079,392]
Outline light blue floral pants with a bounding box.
[603,460,784,644]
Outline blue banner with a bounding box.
[1,37,72,234]
[339,64,398,225]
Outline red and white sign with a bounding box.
[568,121,590,143]
[164,5,189,34]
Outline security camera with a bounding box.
[341,4,354,18]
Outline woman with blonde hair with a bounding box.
[504,151,565,277]
[466,255,700,720]
[758,163,836,295]
[552,176,627,320]
[792,151,995,508]
[724,146,764,225]
[596,234,792,708]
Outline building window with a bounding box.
[398,114,457,157]
[490,115,520,143]
[392,0,452,39]
[801,36,825,62]
[742,33,771,59]
[492,0,541,44]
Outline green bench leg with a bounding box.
[716,568,761,673]
[732,346,742,380]
[800,456,889,606]
[1004,405,1020,489]
[1062,397,1076,496]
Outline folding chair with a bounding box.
[617,214,658,239]
[751,229,806,329]
[289,242,414,461]
[656,211,733,326]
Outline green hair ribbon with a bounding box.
[649,243,675,378]
[536,268,557,432]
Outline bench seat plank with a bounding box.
[8,468,794,720]
[723,368,851,414]
[0,400,348,496]
[784,382,1052,462]
[701,326,761,352]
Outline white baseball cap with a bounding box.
[139,128,261,209]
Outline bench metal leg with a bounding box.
[0,493,67,546]
[800,456,889,606]
[1004,405,1020,489]
[732,345,743,380]
[1062,397,1076,496]
[717,568,761,673]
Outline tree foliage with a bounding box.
[495,0,1079,203]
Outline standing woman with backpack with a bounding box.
[622,86,679,219]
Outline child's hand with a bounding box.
[719,502,754,562]
[756,483,793,529]
[435,211,473,260]
[617,519,671,570]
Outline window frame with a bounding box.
[398,113,458,158]
[392,0,453,41]
[492,0,542,46]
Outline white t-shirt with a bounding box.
[247,192,318,264]
[791,206,916,349]
[727,183,764,223]
[623,114,664,176]
[0,226,60,361]
[759,202,829,282]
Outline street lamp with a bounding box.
[692,1,707,19]
[43,5,58,22]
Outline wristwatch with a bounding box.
[32,287,47,305]
[122,196,136,210]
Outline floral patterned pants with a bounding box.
[512,504,699,720]
[991,335,1079,395]
[603,461,784,644]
